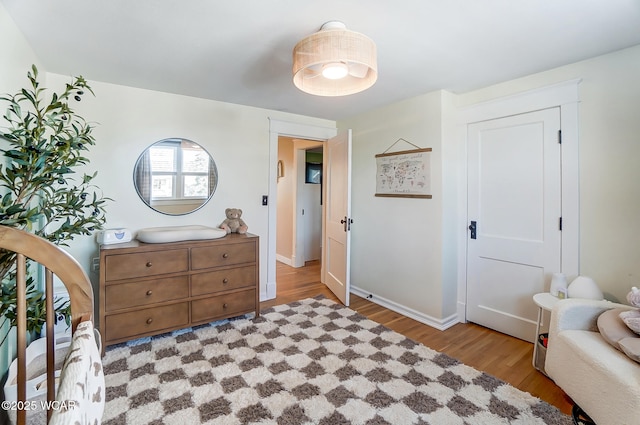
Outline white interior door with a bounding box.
[467,108,561,342]
[322,130,352,305]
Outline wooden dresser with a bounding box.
[98,233,259,350]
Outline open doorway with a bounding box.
[266,119,336,301]
[276,137,323,272]
[301,146,323,264]
[268,125,352,305]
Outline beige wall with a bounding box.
[276,137,295,260]
[0,3,43,91]
[339,91,454,324]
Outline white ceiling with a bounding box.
[3,0,640,120]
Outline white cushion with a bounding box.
[136,225,226,243]
[546,329,640,425]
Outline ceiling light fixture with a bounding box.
[292,21,377,96]
[322,62,349,80]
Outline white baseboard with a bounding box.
[457,301,467,323]
[262,279,276,301]
[351,286,460,331]
[276,254,293,266]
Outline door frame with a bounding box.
[294,141,324,267]
[456,79,581,322]
[267,119,337,300]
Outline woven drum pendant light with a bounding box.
[292,21,377,96]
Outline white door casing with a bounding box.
[456,80,581,327]
[466,108,561,342]
[322,130,352,305]
[267,119,337,301]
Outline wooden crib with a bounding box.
[0,225,104,425]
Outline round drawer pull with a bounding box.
[146,262,153,267]
[222,253,229,259]
[222,278,229,284]
[146,318,153,324]
[223,303,228,309]
[146,290,153,296]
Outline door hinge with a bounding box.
[558,129,562,144]
[559,217,563,231]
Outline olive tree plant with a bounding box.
[0,65,109,341]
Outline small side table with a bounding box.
[532,293,561,374]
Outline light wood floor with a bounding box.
[262,260,573,415]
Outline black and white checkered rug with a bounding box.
[102,296,570,425]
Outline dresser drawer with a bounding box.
[105,276,189,311]
[105,302,189,341]
[191,242,255,270]
[191,289,256,323]
[191,266,256,296]
[105,249,188,281]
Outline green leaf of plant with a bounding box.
[0,64,110,334]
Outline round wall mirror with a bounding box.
[133,138,218,215]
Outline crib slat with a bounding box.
[45,268,55,423]
[16,253,26,425]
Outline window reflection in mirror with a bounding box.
[134,138,217,215]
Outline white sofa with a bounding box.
[546,298,640,425]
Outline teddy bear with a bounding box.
[219,208,248,234]
[619,287,640,334]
